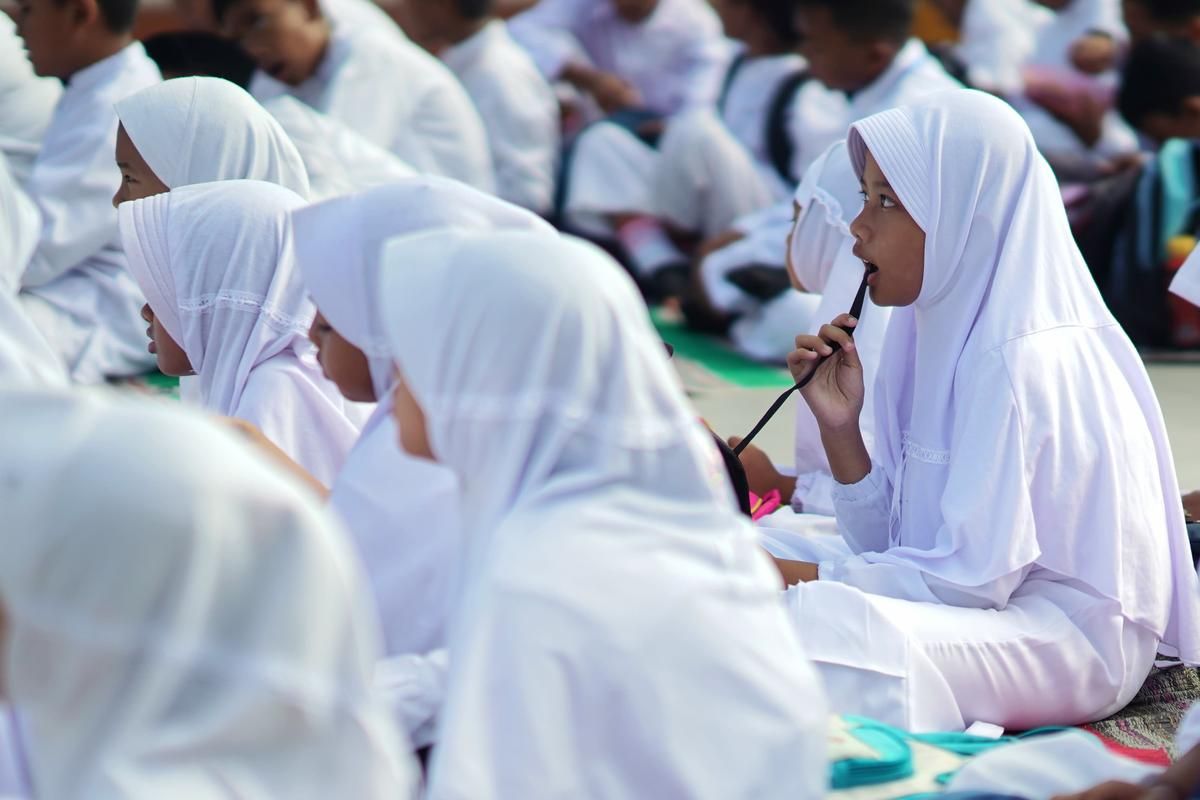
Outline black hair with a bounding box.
[455,0,494,20]
[142,30,257,87]
[747,0,801,46]
[1118,35,1200,128]
[794,0,913,43]
[1128,0,1200,22]
[85,0,138,33]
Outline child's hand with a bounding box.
[1185,491,1200,523]
[1069,33,1119,75]
[728,438,798,500]
[590,72,642,114]
[788,314,865,432]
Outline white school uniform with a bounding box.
[777,90,1200,732]
[955,0,1047,94]
[564,49,806,237]
[509,0,729,117]
[0,15,59,187]
[379,230,827,799]
[118,181,363,486]
[291,177,556,658]
[17,42,161,383]
[264,97,417,200]
[441,20,559,214]
[0,153,65,388]
[0,389,418,800]
[250,28,494,191]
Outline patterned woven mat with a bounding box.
[1081,666,1200,762]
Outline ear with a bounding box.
[63,0,102,29]
[1181,95,1200,125]
[299,0,322,22]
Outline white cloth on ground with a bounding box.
[118,180,362,486]
[18,42,161,383]
[379,230,827,799]
[291,177,555,658]
[250,28,494,191]
[509,0,729,117]
[114,76,311,198]
[787,89,1200,731]
[0,152,64,387]
[0,15,59,186]
[441,20,559,214]
[0,388,418,800]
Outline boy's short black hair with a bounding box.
[211,0,257,25]
[1129,0,1200,22]
[82,0,138,33]
[749,0,801,46]
[455,0,493,20]
[1118,35,1200,128]
[794,0,913,43]
[143,30,257,86]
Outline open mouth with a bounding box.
[864,261,880,285]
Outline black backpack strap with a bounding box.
[717,52,748,118]
[764,69,812,186]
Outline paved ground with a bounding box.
[689,362,1200,492]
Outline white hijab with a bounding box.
[379,230,826,799]
[787,141,890,515]
[847,89,1200,654]
[289,177,554,656]
[0,388,417,799]
[1174,246,1200,309]
[114,76,310,198]
[118,180,361,485]
[0,153,65,387]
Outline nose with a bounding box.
[849,207,869,245]
[112,185,122,209]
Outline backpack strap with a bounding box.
[717,52,748,118]
[764,69,812,185]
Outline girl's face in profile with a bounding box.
[141,304,194,377]
[850,149,926,308]
[390,371,435,462]
[308,311,376,403]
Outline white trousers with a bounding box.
[564,110,781,238]
[762,529,1159,733]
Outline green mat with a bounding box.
[652,309,795,389]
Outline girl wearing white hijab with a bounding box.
[118,180,361,487]
[113,76,311,204]
[773,89,1200,732]
[0,153,65,388]
[0,388,417,799]
[286,177,556,657]
[380,229,827,799]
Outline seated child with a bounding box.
[378,228,827,799]
[402,0,560,214]
[216,0,494,190]
[287,177,556,656]
[117,180,363,486]
[509,0,729,120]
[771,89,1200,732]
[731,141,891,512]
[15,0,161,382]
[0,388,418,798]
[0,153,66,388]
[0,13,59,186]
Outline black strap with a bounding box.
[716,53,748,118]
[765,69,812,185]
[733,268,873,456]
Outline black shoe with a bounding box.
[641,263,690,305]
